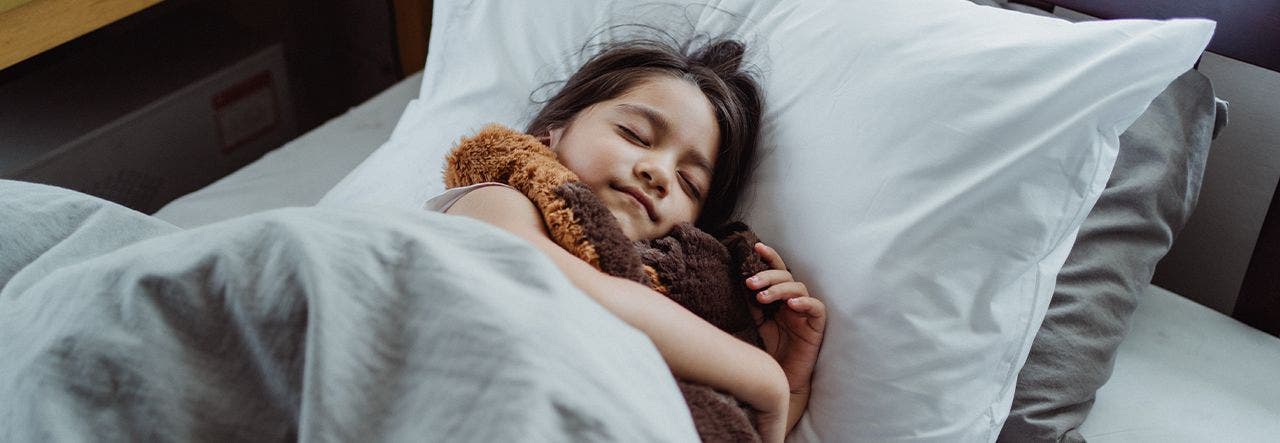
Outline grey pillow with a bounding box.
[997,69,1223,442]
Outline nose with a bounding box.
[636,158,673,198]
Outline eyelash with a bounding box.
[681,173,703,201]
[618,125,649,147]
[618,124,702,200]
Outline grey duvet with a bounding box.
[0,180,696,442]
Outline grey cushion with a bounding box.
[998,69,1222,442]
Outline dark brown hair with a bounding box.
[526,37,763,232]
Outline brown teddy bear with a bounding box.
[445,124,776,442]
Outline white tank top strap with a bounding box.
[422,182,515,213]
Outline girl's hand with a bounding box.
[753,387,788,443]
[746,242,827,434]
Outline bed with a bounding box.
[153,64,1280,443]
[5,0,1279,441]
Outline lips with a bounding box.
[615,185,657,222]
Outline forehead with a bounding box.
[607,76,720,163]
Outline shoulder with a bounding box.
[446,185,547,236]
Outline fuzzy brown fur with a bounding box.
[445,124,652,285]
[445,124,774,442]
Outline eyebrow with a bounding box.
[615,103,714,176]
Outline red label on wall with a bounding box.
[212,71,279,154]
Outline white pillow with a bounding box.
[321,0,1213,441]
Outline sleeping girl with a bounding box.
[425,36,827,442]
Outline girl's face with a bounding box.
[547,76,720,241]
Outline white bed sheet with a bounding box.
[153,73,423,228]
[155,76,1280,441]
[1080,284,1280,442]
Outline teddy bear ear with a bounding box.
[717,222,770,278]
[712,221,751,240]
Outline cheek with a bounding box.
[557,149,610,191]
[560,143,624,185]
[683,204,701,224]
[668,200,700,225]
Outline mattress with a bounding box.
[152,72,423,227]
[154,75,1280,440]
[1080,284,1280,442]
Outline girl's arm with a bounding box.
[447,186,788,442]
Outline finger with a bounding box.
[778,297,829,335]
[787,296,825,316]
[746,269,794,290]
[757,281,809,303]
[754,242,787,271]
[789,297,828,331]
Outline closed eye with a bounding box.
[616,125,650,147]
[680,173,703,201]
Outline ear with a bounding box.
[541,126,565,150]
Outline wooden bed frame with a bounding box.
[387,0,1280,336]
[390,0,432,78]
